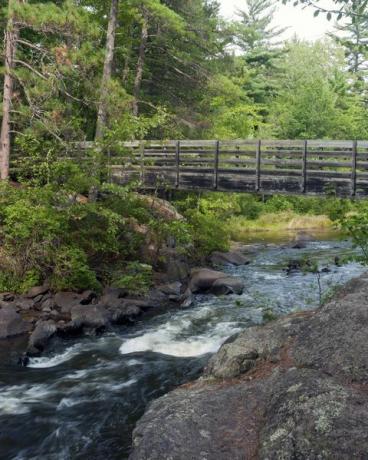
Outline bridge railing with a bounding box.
[71,139,368,197]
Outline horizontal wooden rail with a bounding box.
[32,139,368,198]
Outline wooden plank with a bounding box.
[261,159,302,167]
[219,159,255,166]
[261,140,304,147]
[213,140,220,189]
[179,140,217,147]
[350,140,357,197]
[260,150,303,157]
[306,160,352,168]
[256,140,261,191]
[302,140,307,193]
[306,170,352,179]
[307,140,353,148]
[175,140,180,188]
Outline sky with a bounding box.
[219,0,337,41]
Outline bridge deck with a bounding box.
[85,139,368,197]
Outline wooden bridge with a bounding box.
[84,139,368,197]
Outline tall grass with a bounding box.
[227,211,333,241]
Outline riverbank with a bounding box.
[129,272,368,459]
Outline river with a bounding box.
[0,233,365,460]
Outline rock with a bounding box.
[54,292,83,313]
[129,275,368,460]
[159,248,190,282]
[292,231,314,249]
[28,320,57,353]
[25,285,49,299]
[157,282,182,299]
[189,268,228,293]
[80,290,97,305]
[0,306,30,339]
[137,194,184,222]
[109,304,141,324]
[100,288,129,307]
[210,251,250,267]
[41,297,55,312]
[0,299,14,309]
[211,277,244,296]
[71,304,111,330]
[189,268,244,296]
[15,298,34,311]
[0,292,15,302]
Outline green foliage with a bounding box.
[51,246,100,292]
[262,308,278,323]
[341,203,368,264]
[185,209,230,258]
[111,262,153,295]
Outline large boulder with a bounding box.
[210,251,250,267]
[137,195,184,222]
[0,306,30,339]
[27,320,57,354]
[54,292,84,313]
[129,274,368,460]
[189,268,244,296]
[25,285,49,299]
[70,304,111,330]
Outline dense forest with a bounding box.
[1,0,368,166]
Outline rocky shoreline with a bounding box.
[129,274,368,459]
[0,251,249,363]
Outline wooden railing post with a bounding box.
[107,147,112,183]
[351,139,358,197]
[139,140,145,183]
[175,140,180,188]
[302,140,308,193]
[255,140,261,192]
[213,140,220,189]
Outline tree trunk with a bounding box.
[133,11,148,117]
[0,2,19,180]
[95,0,119,140]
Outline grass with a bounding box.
[227,211,333,241]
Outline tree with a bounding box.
[0,0,101,180]
[268,40,368,139]
[329,1,368,100]
[95,0,119,140]
[0,0,21,180]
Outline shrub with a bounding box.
[50,246,100,291]
[186,209,230,258]
[111,262,153,295]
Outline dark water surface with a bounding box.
[0,234,364,459]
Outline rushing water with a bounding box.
[0,234,365,460]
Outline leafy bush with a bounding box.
[185,209,230,258]
[111,262,153,295]
[51,246,100,291]
[340,204,368,264]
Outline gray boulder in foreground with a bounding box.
[0,306,30,339]
[130,274,368,460]
[189,268,244,296]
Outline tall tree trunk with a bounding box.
[0,1,19,180]
[95,0,119,140]
[133,11,148,117]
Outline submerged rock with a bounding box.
[130,274,368,459]
[210,251,250,267]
